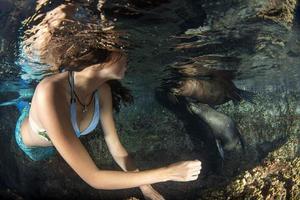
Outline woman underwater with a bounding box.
[14,1,202,199]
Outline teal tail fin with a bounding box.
[16,100,30,113]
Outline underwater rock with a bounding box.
[0,188,24,200]
[158,0,299,198]
[198,135,300,199]
[1,0,299,199]
[0,0,35,61]
[257,0,297,27]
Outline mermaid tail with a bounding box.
[16,100,30,113]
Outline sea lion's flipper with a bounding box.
[215,139,225,160]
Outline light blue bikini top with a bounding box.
[68,71,100,137]
[28,71,100,142]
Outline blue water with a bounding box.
[1,1,300,107]
[0,1,300,199]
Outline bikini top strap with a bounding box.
[68,71,76,104]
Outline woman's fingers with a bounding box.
[151,190,165,200]
[189,160,201,168]
[189,161,201,180]
[192,166,202,172]
[185,160,202,181]
[155,194,165,200]
[190,175,199,180]
[192,170,201,174]
[167,159,203,182]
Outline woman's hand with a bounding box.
[166,160,202,182]
[139,185,165,200]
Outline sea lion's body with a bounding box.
[188,102,244,152]
[169,65,255,105]
[161,65,252,157]
[173,78,233,105]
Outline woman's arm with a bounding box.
[36,81,172,190]
[37,81,201,190]
[99,83,139,172]
[98,83,166,198]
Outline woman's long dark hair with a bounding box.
[22,1,133,112]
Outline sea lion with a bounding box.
[159,58,252,161]
[167,64,256,106]
[161,58,256,106]
[188,101,245,159]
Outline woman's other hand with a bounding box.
[139,185,165,200]
[166,160,202,182]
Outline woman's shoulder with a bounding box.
[34,74,69,105]
[38,72,68,90]
[36,76,60,95]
